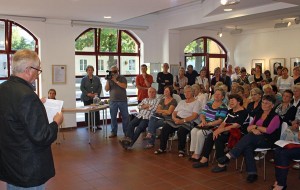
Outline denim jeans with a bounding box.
[110,101,129,135]
[147,116,164,145]
[7,184,45,190]
[126,117,149,145]
[274,147,300,187]
[228,133,270,174]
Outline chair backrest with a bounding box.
[280,122,288,140]
[172,94,182,103]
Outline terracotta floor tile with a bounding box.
[0,126,300,190]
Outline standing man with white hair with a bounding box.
[0,49,64,190]
[105,65,129,138]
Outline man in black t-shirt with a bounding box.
[185,65,199,85]
[157,63,173,95]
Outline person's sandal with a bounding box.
[154,149,166,155]
[178,150,185,157]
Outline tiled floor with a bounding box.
[1,126,299,190]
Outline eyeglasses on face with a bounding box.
[30,66,42,74]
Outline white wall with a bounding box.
[233,26,300,74]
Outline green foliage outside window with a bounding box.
[11,27,35,50]
[184,38,203,53]
[121,32,137,53]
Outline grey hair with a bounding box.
[12,49,40,75]
[110,65,118,70]
[214,88,226,97]
[184,85,195,96]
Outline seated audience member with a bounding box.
[193,94,249,172]
[48,89,56,99]
[231,82,239,94]
[292,83,300,108]
[273,65,283,85]
[189,89,228,161]
[243,84,251,100]
[193,84,208,110]
[236,85,250,108]
[264,70,272,83]
[145,86,177,148]
[221,67,232,92]
[277,67,294,94]
[250,81,259,89]
[120,87,159,150]
[217,95,281,183]
[253,65,266,87]
[274,90,296,126]
[271,129,300,190]
[211,67,224,94]
[236,67,249,85]
[260,79,268,87]
[263,84,282,106]
[247,88,262,117]
[173,67,188,99]
[154,85,201,156]
[231,66,240,82]
[293,66,300,84]
[41,89,57,103]
[196,68,209,93]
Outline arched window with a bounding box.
[184,36,227,76]
[75,28,141,124]
[75,28,141,101]
[0,19,39,87]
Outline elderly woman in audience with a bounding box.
[145,86,177,148]
[277,67,294,94]
[263,84,282,106]
[192,84,208,110]
[292,83,300,108]
[196,68,209,93]
[243,84,251,100]
[189,88,228,161]
[274,90,296,126]
[293,66,300,84]
[217,95,281,183]
[154,85,201,156]
[247,88,262,117]
[193,94,249,172]
[173,67,188,99]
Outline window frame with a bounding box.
[75,28,141,100]
[0,19,39,92]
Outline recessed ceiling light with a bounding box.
[224,8,232,11]
[104,16,111,19]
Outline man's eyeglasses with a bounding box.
[30,66,42,75]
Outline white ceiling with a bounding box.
[0,0,299,32]
[0,0,202,22]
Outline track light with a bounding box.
[220,0,240,6]
[274,20,291,28]
[217,28,223,37]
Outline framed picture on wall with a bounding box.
[52,65,66,84]
[252,59,265,71]
[290,57,300,74]
[269,58,285,76]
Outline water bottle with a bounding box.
[93,94,100,106]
